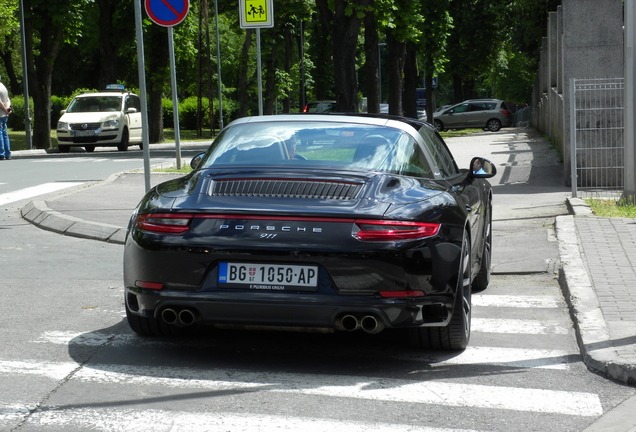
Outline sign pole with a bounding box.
[214,0,224,130]
[145,0,189,173]
[134,0,152,192]
[256,28,263,116]
[624,0,636,202]
[168,26,182,169]
[239,0,274,117]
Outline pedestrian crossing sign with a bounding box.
[239,0,274,28]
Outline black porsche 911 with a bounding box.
[123,113,496,350]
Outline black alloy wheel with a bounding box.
[472,202,492,293]
[409,231,472,350]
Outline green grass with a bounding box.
[154,164,194,174]
[439,128,484,138]
[585,198,636,218]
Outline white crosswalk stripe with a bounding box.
[0,182,84,206]
[0,293,605,431]
[0,359,603,417]
[1,408,490,432]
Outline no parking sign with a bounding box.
[145,0,189,27]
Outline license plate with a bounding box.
[218,262,319,291]
[74,130,95,137]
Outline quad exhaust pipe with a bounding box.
[336,314,385,334]
[160,307,198,327]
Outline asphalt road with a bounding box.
[1,130,635,431]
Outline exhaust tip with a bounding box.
[161,308,178,325]
[178,309,197,326]
[361,315,384,334]
[338,314,360,331]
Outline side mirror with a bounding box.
[126,107,138,113]
[190,152,205,170]
[469,157,496,178]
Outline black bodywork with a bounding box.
[123,114,495,350]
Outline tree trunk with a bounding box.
[0,48,20,96]
[97,0,118,89]
[386,29,406,116]
[145,27,169,144]
[283,25,293,113]
[264,30,277,115]
[402,42,418,119]
[363,1,380,113]
[238,30,253,118]
[317,0,369,113]
[24,0,66,150]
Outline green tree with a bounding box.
[24,0,85,149]
[445,0,508,103]
[0,0,21,95]
[316,0,371,112]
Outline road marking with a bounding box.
[2,407,490,432]
[472,295,562,308]
[0,359,602,416]
[0,182,84,206]
[473,318,569,335]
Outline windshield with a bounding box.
[196,121,434,178]
[66,96,122,113]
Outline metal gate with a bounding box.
[570,77,624,198]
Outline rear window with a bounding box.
[197,121,435,179]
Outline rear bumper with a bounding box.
[125,288,454,331]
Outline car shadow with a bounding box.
[67,319,581,386]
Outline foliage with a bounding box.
[0,0,558,140]
[586,199,636,218]
[6,95,31,131]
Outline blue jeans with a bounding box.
[0,116,10,159]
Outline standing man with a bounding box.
[0,75,11,160]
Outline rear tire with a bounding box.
[434,120,444,132]
[409,232,472,350]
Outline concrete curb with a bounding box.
[557,199,636,385]
[20,199,126,245]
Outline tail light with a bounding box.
[500,110,511,118]
[136,213,194,234]
[353,220,440,241]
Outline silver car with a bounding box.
[433,99,512,132]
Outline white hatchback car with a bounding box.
[56,85,143,153]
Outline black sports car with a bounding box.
[123,114,496,350]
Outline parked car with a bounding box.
[302,100,336,113]
[56,84,143,153]
[433,99,512,132]
[123,113,496,350]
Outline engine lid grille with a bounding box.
[208,179,363,200]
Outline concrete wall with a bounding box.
[533,0,623,186]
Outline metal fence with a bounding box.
[570,77,625,198]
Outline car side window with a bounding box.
[470,103,487,111]
[126,95,141,112]
[418,128,458,179]
[391,134,434,179]
[453,104,470,113]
